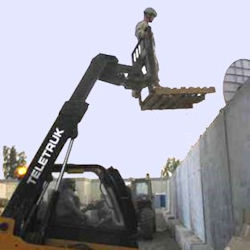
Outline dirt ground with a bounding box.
[139,231,180,250]
[139,209,180,250]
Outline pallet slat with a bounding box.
[140,86,214,110]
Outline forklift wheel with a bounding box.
[140,207,155,240]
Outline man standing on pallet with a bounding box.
[133,7,160,98]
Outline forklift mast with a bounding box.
[2,54,139,235]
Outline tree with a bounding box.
[3,146,27,179]
[161,157,180,178]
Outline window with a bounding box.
[37,172,124,231]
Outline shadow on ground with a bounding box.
[139,209,180,250]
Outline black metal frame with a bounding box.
[46,164,138,247]
[2,45,156,247]
[130,178,153,209]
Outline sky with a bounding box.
[0,0,250,179]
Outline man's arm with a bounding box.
[135,21,149,40]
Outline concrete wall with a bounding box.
[176,163,190,229]
[0,180,18,200]
[200,113,234,249]
[169,142,206,242]
[76,178,100,204]
[151,177,168,194]
[151,178,168,208]
[225,83,250,234]
[169,173,177,218]
[187,142,205,242]
[168,80,250,250]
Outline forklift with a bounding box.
[0,26,214,249]
[128,174,155,240]
[0,52,142,249]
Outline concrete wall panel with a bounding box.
[0,183,6,199]
[169,172,177,217]
[176,166,182,221]
[166,180,170,211]
[151,178,167,194]
[187,142,205,242]
[179,162,191,229]
[225,81,250,234]
[200,113,234,250]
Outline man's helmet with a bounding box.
[144,7,157,17]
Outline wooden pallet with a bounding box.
[139,86,215,110]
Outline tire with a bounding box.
[139,207,155,240]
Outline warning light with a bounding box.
[14,166,28,179]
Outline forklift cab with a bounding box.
[130,178,153,210]
[38,164,138,249]
[128,177,155,240]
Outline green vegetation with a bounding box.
[2,146,27,179]
[161,157,180,178]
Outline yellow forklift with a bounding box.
[0,53,141,250]
[0,24,214,250]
